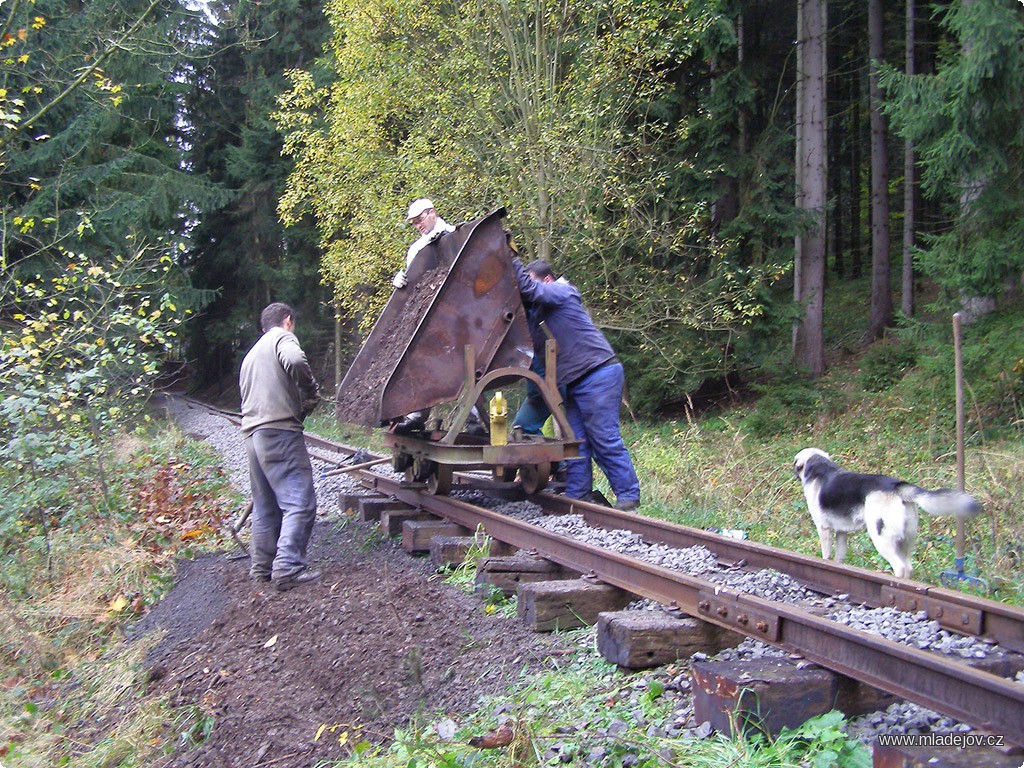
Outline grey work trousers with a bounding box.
[245,428,317,580]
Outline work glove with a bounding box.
[300,393,321,421]
[392,269,408,289]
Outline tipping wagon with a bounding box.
[335,208,578,495]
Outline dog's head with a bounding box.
[794,448,830,482]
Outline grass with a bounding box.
[574,290,1024,605]
[0,423,238,766]
[614,317,1024,603]
[5,288,1020,766]
[316,629,871,768]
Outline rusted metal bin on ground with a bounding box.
[335,208,578,494]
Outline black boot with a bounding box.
[393,410,428,434]
[464,406,487,437]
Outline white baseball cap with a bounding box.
[406,198,434,221]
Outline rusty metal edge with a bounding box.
[352,471,1024,742]
[538,493,1024,652]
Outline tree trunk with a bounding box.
[828,34,843,280]
[793,0,828,377]
[867,0,892,339]
[849,85,862,280]
[901,0,916,318]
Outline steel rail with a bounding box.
[174,399,1024,740]
[186,400,357,461]
[195,397,1024,655]
[535,492,1024,654]
[357,471,1024,741]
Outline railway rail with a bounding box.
[347,457,1023,744]
[188,399,1024,746]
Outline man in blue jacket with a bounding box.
[511,259,640,510]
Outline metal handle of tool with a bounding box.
[228,501,254,559]
[953,313,966,565]
[322,456,391,477]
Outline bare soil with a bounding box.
[136,519,571,767]
[334,246,454,427]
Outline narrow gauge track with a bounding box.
[351,462,1024,745]
[184,400,1024,744]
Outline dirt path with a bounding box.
[135,518,571,767]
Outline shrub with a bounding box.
[1,247,189,560]
[858,341,919,392]
[741,379,822,439]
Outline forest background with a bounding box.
[3,0,1024,763]
[3,0,1024,403]
[3,0,1024,583]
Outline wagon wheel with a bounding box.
[392,452,412,473]
[426,463,454,496]
[405,456,434,483]
[519,462,551,495]
[492,465,517,483]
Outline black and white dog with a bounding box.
[793,448,981,579]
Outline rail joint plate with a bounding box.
[697,589,780,642]
[880,586,983,635]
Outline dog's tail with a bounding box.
[898,484,982,518]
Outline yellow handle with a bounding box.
[489,391,507,445]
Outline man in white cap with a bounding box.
[390,198,485,436]
[392,198,455,288]
[391,198,454,434]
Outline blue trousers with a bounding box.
[513,377,560,435]
[564,362,640,504]
[245,428,317,580]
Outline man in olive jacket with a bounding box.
[240,302,321,591]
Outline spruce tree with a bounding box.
[1,0,223,273]
[881,0,1024,303]
[181,0,331,391]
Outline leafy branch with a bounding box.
[0,0,161,156]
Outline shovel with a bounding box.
[940,313,985,589]
[226,500,253,560]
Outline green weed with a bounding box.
[438,525,492,592]
[0,422,236,765]
[314,632,869,768]
[858,340,919,392]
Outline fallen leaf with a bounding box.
[263,635,278,648]
[108,595,129,613]
[468,721,513,749]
